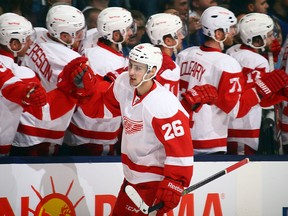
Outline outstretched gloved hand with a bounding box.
[255,69,288,99]
[181,84,218,112]
[57,57,96,99]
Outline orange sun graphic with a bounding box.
[28,176,84,216]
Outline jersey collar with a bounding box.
[132,81,157,106]
[240,44,257,53]
[200,45,222,52]
[0,49,14,59]
[97,41,124,57]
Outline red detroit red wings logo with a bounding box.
[123,116,143,135]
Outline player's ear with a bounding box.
[112,30,121,42]
[9,39,21,51]
[215,29,225,41]
[148,66,157,76]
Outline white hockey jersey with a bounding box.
[227,45,270,150]
[20,28,82,92]
[14,93,76,147]
[64,41,128,148]
[104,72,194,185]
[176,45,260,154]
[77,28,99,56]
[84,41,128,77]
[0,50,37,146]
[156,52,180,97]
[13,28,81,147]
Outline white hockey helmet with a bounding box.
[129,43,162,75]
[0,13,35,47]
[97,7,135,43]
[146,13,185,48]
[46,5,86,46]
[238,13,274,50]
[200,6,237,39]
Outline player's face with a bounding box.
[265,30,275,47]
[124,22,137,43]
[224,25,238,47]
[176,27,186,51]
[71,27,87,49]
[127,20,145,46]
[128,60,147,87]
[17,38,33,57]
[10,33,36,57]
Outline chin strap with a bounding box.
[163,39,179,57]
[132,70,154,89]
[213,34,228,51]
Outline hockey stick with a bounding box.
[125,158,250,214]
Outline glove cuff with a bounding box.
[255,79,272,99]
[159,178,184,195]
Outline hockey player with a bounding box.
[63,7,136,155]
[0,13,47,156]
[84,7,136,79]
[20,4,87,92]
[145,12,185,97]
[12,58,96,156]
[145,12,218,126]
[11,5,95,156]
[227,13,286,154]
[176,6,288,155]
[101,43,193,216]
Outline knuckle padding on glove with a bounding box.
[23,83,47,106]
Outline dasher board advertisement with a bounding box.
[0,158,287,216]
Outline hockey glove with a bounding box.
[154,178,183,215]
[22,82,47,106]
[57,57,96,98]
[255,69,288,99]
[269,39,281,63]
[181,84,218,112]
[103,72,117,83]
[72,63,97,98]
[57,57,88,93]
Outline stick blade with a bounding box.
[125,185,150,214]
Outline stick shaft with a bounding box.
[183,170,225,195]
[183,158,249,195]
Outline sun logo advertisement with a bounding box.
[0,176,84,216]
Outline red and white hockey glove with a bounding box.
[181,84,218,112]
[22,82,47,107]
[103,71,117,83]
[269,39,281,63]
[71,62,96,97]
[255,69,288,99]
[57,57,96,99]
[154,178,183,216]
